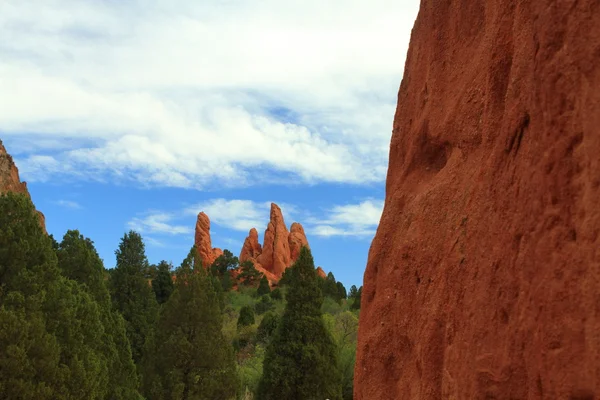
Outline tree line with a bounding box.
[0,193,362,399]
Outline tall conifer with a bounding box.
[258,246,342,400]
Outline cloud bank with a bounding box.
[0,0,419,189]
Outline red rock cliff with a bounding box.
[194,212,222,268]
[355,1,600,399]
[0,140,46,232]
[288,222,310,262]
[256,203,292,277]
[237,203,312,283]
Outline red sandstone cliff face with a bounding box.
[239,228,262,264]
[194,212,222,268]
[0,140,46,232]
[256,203,292,277]
[288,222,310,262]
[236,203,312,284]
[355,1,600,399]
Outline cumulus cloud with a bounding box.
[309,199,384,237]
[131,197,383,240]
[185,199,298,232]
[128,211,192,235]
[0,0,419,188]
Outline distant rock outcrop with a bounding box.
[0,140,46,232]
[199,203,315,284]
[257,204,291,278]
[194,212,222,268]
[355,1,600,399]
[239,228,262,264]
[288,222,309,262]
[236,203,312,284]
[316,266,326,279]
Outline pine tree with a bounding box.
[109,230,159,366]
[142,246,238,399]
[56,230,141,399]
[336,281,347,300]
[237,260,262,286]
[0,193,110,399]
[257,247,342,400]
[257,275,271,296]
[348,285,358,299]
[152,260,175,305]
[237,306,255,327]
[350,286,362,310]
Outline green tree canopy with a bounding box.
[256,312,280,344]
[257,246,342,400]
[152,260,174,305]
[56,230,141,399]
[350,286,362,310]
[142,246,238,400]
[237,305,256,328]
[336,281,347,300]
[237,260,262,286]
[257,275,271,296]
[109,230,158,365]
[0,193,111,399]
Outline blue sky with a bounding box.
[0,0,420,288]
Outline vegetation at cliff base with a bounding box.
[0,192,362,400]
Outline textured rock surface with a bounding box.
[0,140,46,232]
[288,222,309,262]
[316,266,327,279]
[355,1,600,399]
[239,228,263,265]
[257,203,291,277]
[194,212,222,268]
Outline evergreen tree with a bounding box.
[256,312,279,344]
[255,294,275,315]
[237,260,262,286]
[257,275,271,296]
[237,306,255,328]
[350,286,362,310]
[336,281,347,300]
[57,230,141,399]
[348,285,358,299]
[0,193,110,399]
[323,272,340,301]
[270,287,283,301]
[258,247,342,400]
[142,246,238,400]
[152,260,175,305]
[109,230,158,365]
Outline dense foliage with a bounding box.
[109,231,159,366]
[142,246,238,399]
[258,247,342,400]
[0,193,360,400]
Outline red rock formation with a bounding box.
[194,212,222,268]
[355,2,600,399]
[288,222,309,262]
[239,228,262,264]
[0,140,46,232]
[256,203,291,277]
[316,266,326,279]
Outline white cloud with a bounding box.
[0,0,420,188]
[54,199,82,209]
[144,236,166,248]
[128,211,192,235]
[185,199,298,232]
[135,197,382,240]
[309,199,384,237]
